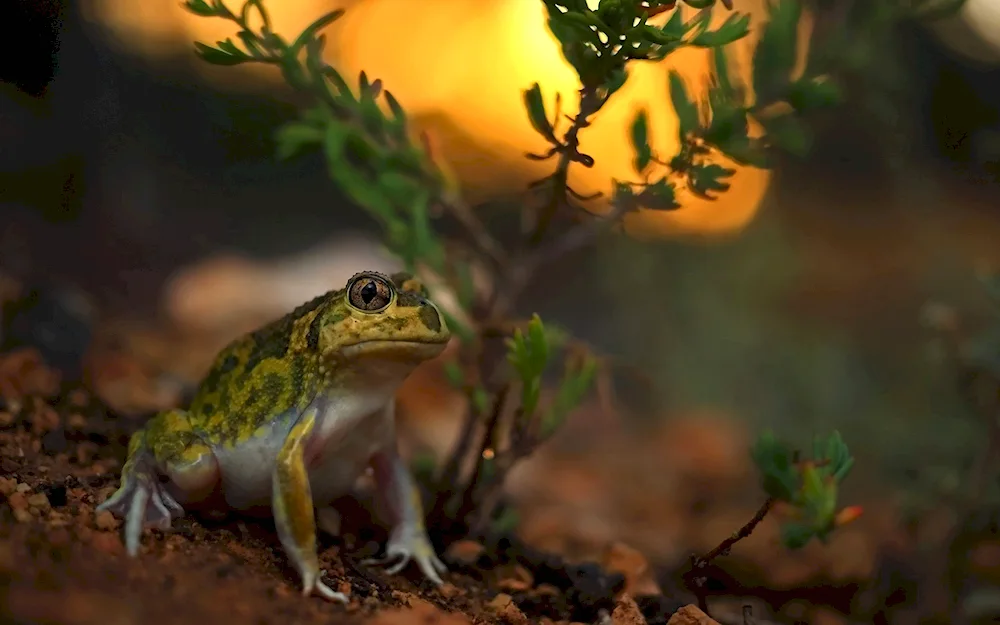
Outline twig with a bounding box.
[453,385,511,527]
[528,86,602,246]
[684,497,776,615]
[417,131,508,268]
[491,198,633,319]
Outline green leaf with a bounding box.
[491,507,521,535]
[274,121,323,160]
[383,90,408,127]
[690,12,751,47]
[751,431,799,502]
[787,76,842,112]
[630,110,652,173]
[322,124,394,217]
[471,387,491,415]
[780,521,815,550]
[636,179,680,211]
[752,0,801,104]
[242,0,272,32]
[553,11,605,46]
[287,10,344,58]
[182,0,217,17]
[443,361,464,389]
[602,67,629,100]
[193,41,252,65]
[763,113,812,156]
[661,8,686,38]
[523,83,558,144]
[688,163,735,198]
[668,71,700,140]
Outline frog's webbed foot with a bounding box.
[97,454,185,556]
[362,525,447,585]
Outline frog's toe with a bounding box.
[301,568,349,603]
[97,476,185,556]
[362,537,447,585]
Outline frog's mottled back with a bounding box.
[187,271,449,444]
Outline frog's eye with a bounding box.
[348,274,393,312]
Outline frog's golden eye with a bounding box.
[348,274,393,312]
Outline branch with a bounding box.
[528,86,603,245]
[684,497,776,615]
[490,198,633,319]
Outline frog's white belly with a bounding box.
[211,392,395,511]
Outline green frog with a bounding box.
[97,271,451,602]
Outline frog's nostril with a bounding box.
[418,303,442,333]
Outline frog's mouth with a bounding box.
[339,339,449,362]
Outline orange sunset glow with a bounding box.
[81,0,813,237]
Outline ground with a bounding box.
[1,287,996,625]
[0,347,690,625]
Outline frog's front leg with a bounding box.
[363,400,447,585]
[272,403,348,603]
[97,409,220,556]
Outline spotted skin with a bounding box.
[97,271,450,602]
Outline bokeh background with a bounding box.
[4,0,1000,622]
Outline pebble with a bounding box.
[95,510,119,531]
[0,476,16,496]
[487,593,529,625]
[89,531,124,555]
[666,605,720,625]
[444,539,485,566]
[27,492,50,510]
[603,541,661,596]
[7,491,28,511]
[610,594,646,625]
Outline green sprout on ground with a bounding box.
[178,0,961,616]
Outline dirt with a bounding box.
[0,346,700,625]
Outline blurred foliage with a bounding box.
[752,430,860,548]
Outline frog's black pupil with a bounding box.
[360,281,378,304]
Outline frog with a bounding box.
[96,270,451,602]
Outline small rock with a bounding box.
[0,476,16,496]
[603,541,661,596]
[437,582,463,598]
[498,564,534,592]
[611,594,647,625]
[666,605,720,625]
[0,411,13,427]
[27,492,50,511]
[12,508,31,523]
[445,539,485,566]
[89,530,124,555]
[66,413,87,430]
[7,491,28,511]
[15,482,30,494]
[487,593,529,625]
[94,510,119,531]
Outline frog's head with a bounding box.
[317,270,451,365]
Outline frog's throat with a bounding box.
[338,339,447,362]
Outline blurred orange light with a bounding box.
[82,0,812,238]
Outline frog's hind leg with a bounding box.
[98,409,220,556]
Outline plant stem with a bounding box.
[528,86,602,246]
[685,497,775,615]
